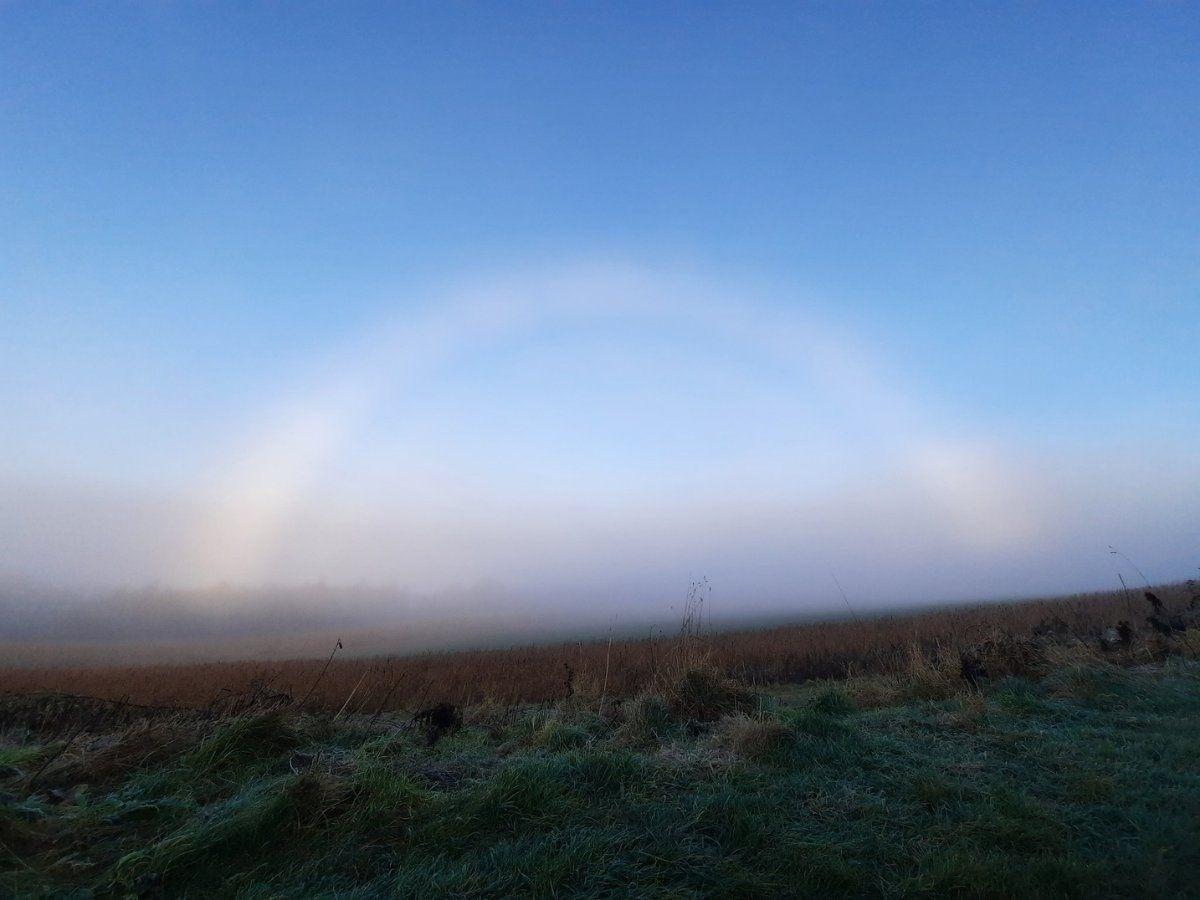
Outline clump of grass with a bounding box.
[41,722,193,789]
[967,629,1064,680]
[462,696,517,732]
[428,758,571,845]
[846,647,963,707]
[617,692,674,746]
[556,748,648,797]
[906,647,969,698]
[497,707,557,749]
[113,772,327,890]
[181,712,300,779]
[1037,641,1117,678]
[990,677,1052,715]
[665,666,755,724]
[528,720,590,752]
[346,758,424,830]
[556,703,608,736]
[713,714,795,765]
[1042,659,1137,707]
[811,686,857,717]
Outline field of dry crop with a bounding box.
[3,583,1191,715]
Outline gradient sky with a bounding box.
[1,4,1197,609]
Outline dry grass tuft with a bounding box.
[845,647,963,708]
[664,666,754,723]
[616,693,674,746]
[713,714,795,763]
[42,721,194,789]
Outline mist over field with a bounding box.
[2,406,1197,656]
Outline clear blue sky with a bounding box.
[1,4,1197,600]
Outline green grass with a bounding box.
[3,658,1199,897]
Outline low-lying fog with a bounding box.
[3,443,1196,661]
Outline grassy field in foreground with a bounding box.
[3,640,1199,898]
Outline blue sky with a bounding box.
[1,4,1197,602]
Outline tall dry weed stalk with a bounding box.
[298,637,342,709]
[648,578,714,687]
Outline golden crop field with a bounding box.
[1,584,1180,714]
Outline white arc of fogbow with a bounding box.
[183,262,1032,587]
